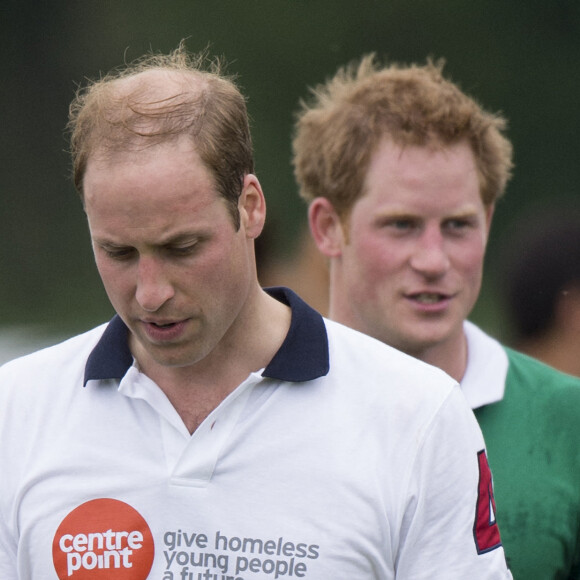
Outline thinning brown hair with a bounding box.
[68,42,253,228]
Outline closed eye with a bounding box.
[164,243,199,257]
[99,245,136,261]
[162,236,204,257]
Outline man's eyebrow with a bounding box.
[92,238,127,248]
[93,230,203,245]
[373,209,418,220]
[445,208,482,219]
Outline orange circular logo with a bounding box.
[52,498,154,580]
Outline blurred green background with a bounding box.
[1,0,579,354]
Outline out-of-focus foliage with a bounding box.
[1,0,579,337]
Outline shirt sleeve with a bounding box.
[396,385,512,579]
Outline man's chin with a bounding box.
[130,337,204,372]
[390,325,459,358]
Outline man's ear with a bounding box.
[239,174,266,238]
[308,197,346,258]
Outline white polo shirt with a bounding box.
[0,288,511,579]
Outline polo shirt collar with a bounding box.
[461,320,508,409]
[84,287,329,386]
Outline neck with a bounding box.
[410,332,469,384]
[135,286,292,433]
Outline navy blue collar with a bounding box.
[83,287,329,385]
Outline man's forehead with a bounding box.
[86,136,199,171]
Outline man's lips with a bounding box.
[404,291,457,309]
[146,321,179,328]
[408,292,450,304]
[139,318,189,341]
[141,316,187,327]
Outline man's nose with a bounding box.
[135,256,175,312]
[409,228,450,277]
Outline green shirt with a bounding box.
[475,348,580,579]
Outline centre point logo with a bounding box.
[52,498,154,579]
